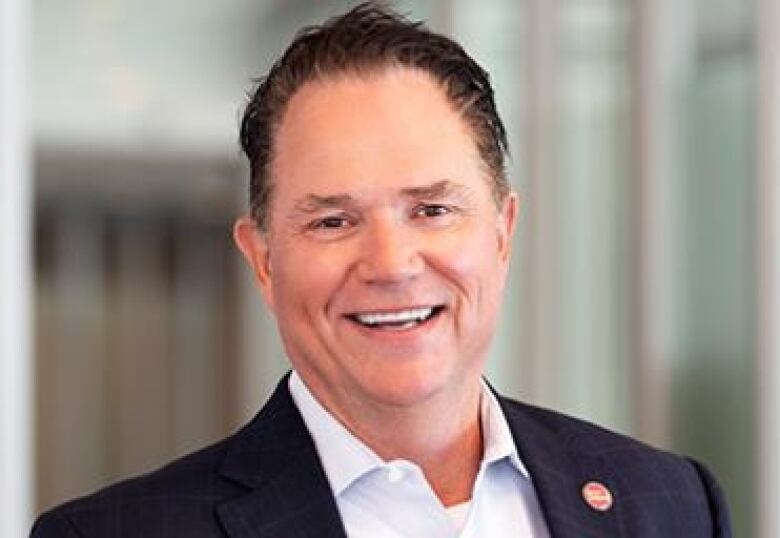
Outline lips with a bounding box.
[345,305,445,330]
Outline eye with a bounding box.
[314,215,351,229]
[413,204,453,218]
[305,213,358,237]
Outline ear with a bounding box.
[496,191,519,266]
[233,216,275,311]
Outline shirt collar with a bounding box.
[288,370,529,497]
[289,371,383,494]
[479,380,530,477]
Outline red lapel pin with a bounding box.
[582,481,613,512]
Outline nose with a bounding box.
[356,216,423,285]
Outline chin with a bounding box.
[357,363,454,408]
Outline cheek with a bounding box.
[430,233,504,323]
[444,224,503,286]
[270,245,350,316]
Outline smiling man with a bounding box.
[233,65,518,527]
[32,4,731,538]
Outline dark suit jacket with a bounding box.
[32,375,731,537]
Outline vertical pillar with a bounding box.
[757,0,780,535]
[521,0,558,404]
[631,0,671,446]
[0,0,33,533]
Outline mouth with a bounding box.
[345,305,446,331]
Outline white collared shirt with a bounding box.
[289,372,551,538]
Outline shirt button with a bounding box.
[387,465,404,483]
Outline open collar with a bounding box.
[213,373,624,538]
[289,371,532,497]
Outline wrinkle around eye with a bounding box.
[410,203,469,227]
[301,213,360,240]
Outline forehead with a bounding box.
[270,68,487,201]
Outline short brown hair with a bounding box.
[240,2,509,230]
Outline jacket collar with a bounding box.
[214,374,623,538]
[215,373,347,538]
[498,397,623,538]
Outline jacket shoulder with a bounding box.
[501,394,673,456]
[31,375,313,537]
[31,437,242,537]
[499,396,732,537]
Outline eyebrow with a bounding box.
[400,180,472,200]
[291,193,358,214]
[290,180,473,214]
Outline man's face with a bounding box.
[235,68,517,419]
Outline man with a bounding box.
[32,4,730,537]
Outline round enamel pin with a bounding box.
[581,481,613,512]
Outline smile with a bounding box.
[346,306,445,330]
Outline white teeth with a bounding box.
[354,307,434,326]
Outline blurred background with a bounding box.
[1,0,777,536]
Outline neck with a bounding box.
[306,374,485,507]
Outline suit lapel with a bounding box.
[500,398,624,538]
[216,376,347,538]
